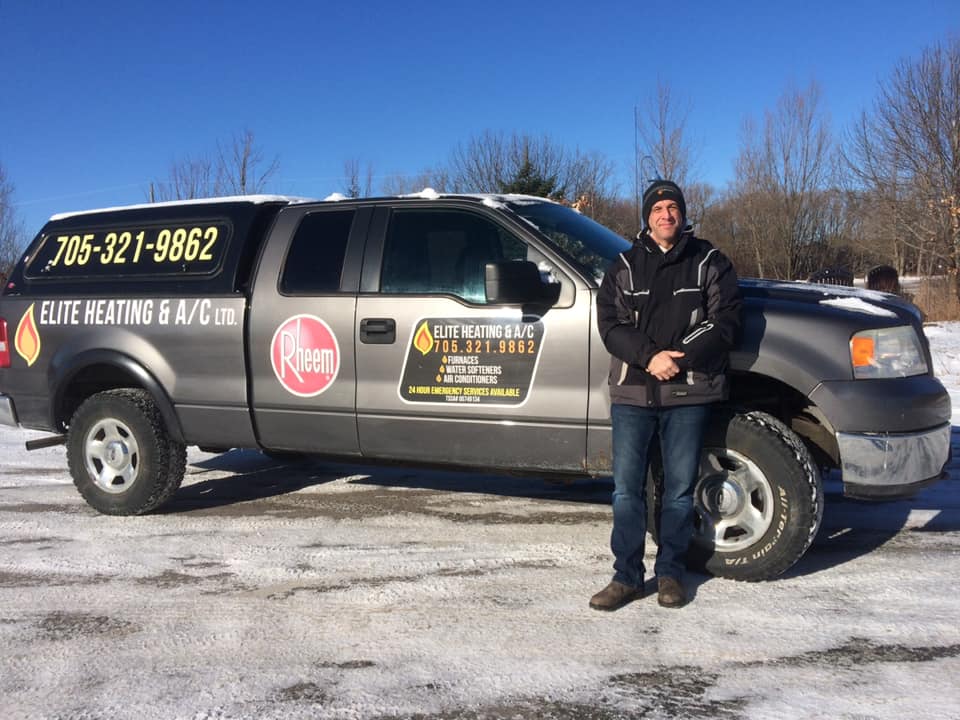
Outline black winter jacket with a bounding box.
[597,230,741,407]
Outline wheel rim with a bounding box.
[83,417,141,494]
[693,446,774,550]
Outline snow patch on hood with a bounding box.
[819,297,898,318]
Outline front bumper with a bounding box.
[0,393,18,428]
[838,422,951,499]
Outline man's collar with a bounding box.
[637,228,691,254]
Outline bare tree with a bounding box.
[380,167,450,196]
[150,156,216,202]
[635,81,705,227]
[215,129,280,195]
[562,149,623,232]
[732,83,836,279]
[699,191,757,277]
[449,130,572,196]
[636,81,697,185]
[149,130,280,202]
[448,130,511,193]
[843,38,960,299]
[681,181,716,234]
[591,197,641,240]
[343,158,375,198]
[0,162,25,283]
[446,130,618,224]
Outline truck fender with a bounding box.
[49,348,185,444]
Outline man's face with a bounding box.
[648,199,683,247]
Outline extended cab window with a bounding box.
[280,210,354,294]
[380,209,526,303]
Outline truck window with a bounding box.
[505,200,631,284]
[380,209,526,303]
[280,210,355,294]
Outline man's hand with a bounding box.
[646,350,685,381]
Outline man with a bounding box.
[591,179,741,610]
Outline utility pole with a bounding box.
[634,105,641,231]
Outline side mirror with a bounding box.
[484,261,561,306]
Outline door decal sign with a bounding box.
[399,317,545,406]
[270,315,340,397]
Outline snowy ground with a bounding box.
[1,326,958,720]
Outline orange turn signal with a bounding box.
[850,336,875,367]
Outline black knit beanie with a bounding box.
[642,180,686,228]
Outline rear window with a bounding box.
[279,210,355,294]
[24,220,232,280]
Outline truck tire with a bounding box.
[67,389,186,515]
[647,410,823,581]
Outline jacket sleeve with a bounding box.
[674,250,741,370]
[597,257,660,369]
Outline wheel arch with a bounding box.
[727,370,839,469]
[49,349,184,443]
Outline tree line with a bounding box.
[2,37,957,314]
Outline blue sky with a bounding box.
[1,0,957,237]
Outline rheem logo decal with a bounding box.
[270,315,340,397]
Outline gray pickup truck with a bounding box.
[0,193,951,580]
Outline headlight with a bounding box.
[850,326,928,379]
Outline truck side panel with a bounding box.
[2,296,255,446]
[247,204,370,456]
[353,203,592,473]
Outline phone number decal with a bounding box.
[28,223,230,277]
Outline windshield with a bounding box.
[505,200,631,283]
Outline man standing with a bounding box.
[590,180,741,610]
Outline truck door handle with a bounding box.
[360,318,396,344]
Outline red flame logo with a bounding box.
[15,303,41,367]
[414,321,434,355]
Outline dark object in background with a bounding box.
[808,267,854,287]
[866,264,901,294]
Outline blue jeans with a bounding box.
[609,402,710,587]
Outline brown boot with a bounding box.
[589,580,644,611]
[657,576,686,608]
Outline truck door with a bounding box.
[354,202,591,472]
[248,205,369,455]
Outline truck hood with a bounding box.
[739,278,923,326]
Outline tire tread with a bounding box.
[647,408,824,582]
[67,389,186,515]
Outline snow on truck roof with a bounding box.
[48,195,316,221]
[47,191,559,222]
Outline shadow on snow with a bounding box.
[163,427,959,581]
